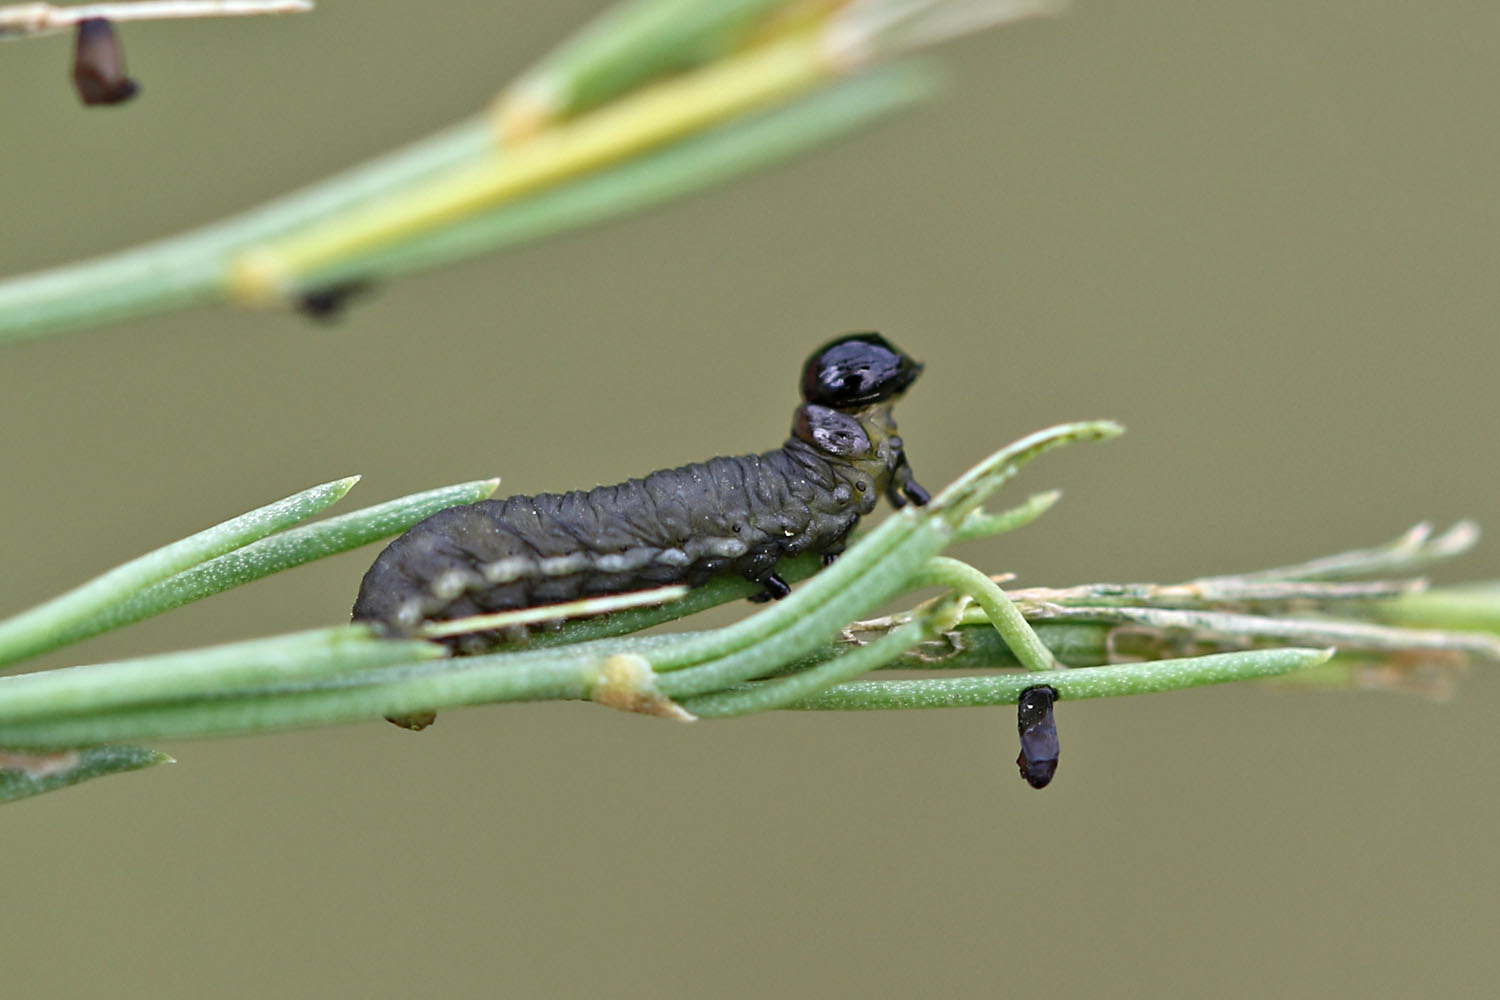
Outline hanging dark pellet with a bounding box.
[352,331,928,731]
[295,279,373,321]
[73,18,140,106]
[1016,685,1060,789]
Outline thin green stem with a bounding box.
[496,0,793,127]
[683,619,933,717]
[913,556,1059,670]
[0,0,1058,342]
[1212,520,1479,583]
[1016,603,1500,662]
[0,123,496,340]
[873,622,1111,671]
[1008,578,1421,610]
[954,490,1061,541]
[929,422,1124,525]
[0,647,599,749]
[0,627,440,723]
[785,647,1335,710]
[1376,583,1500,634]
[655,519,944,693]
[303,65,937,293]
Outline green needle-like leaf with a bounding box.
[61,478,499,648]
[785,647,1337,710]
[0,477,358,669]
[498,0,790,125]
[0,745,172,804]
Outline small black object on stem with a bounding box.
[73,19,140,107]
[295,279,374,321]
[1016,685,1060,789]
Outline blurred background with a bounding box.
[2,1,1496,996]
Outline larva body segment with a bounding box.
[352,333,928,654]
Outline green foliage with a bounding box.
[0,2,1494,805]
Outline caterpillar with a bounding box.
[351,332,929,657]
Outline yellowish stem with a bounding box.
[227,32,835,304]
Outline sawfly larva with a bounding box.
[352,332,929,658]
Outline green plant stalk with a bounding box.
[0,477,357,669]
[0,627,440,723]
[0,63,932,340]
[498,0,793,126]
[684,618,935,717]
[12,478,499,659]
[0,123,496,340]
[0,745,172,804]
[0,637,1336,750]
[301,64,936,292]
[654,517,944,694]
[0,650,598,749]
[1376,583,1500,634]
[1012,578,1419,611]
[678,515,1081,712]
[785,647,1336,710]
[912,556,1058,670]
[873,622,1111,671]
[954,489,1060,541]
[1017,603,1500,661]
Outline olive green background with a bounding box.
[3,2,1497,997]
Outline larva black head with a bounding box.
[801,333,922,410]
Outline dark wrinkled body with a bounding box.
[352,438,881,652]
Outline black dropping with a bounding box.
[295,279,373,321]
[73,19,139,107]
[1016,685,1060,789]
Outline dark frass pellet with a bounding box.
[73,19,139,106]
[295,279,373,321]
[1016,685,1060,789]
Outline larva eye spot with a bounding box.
[801,332,922,409]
